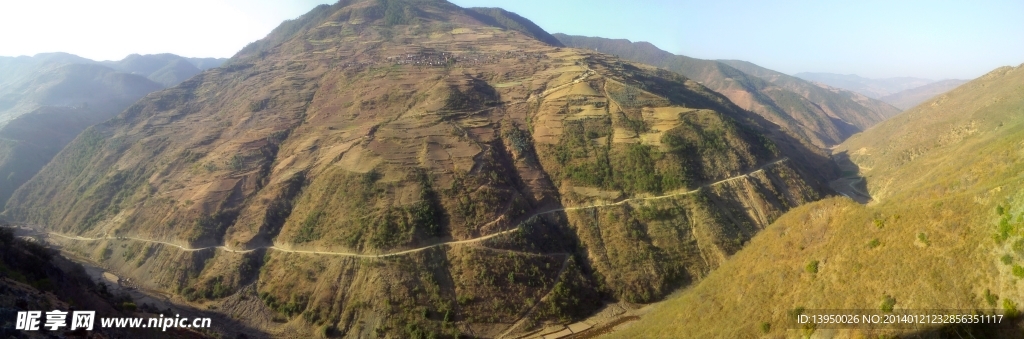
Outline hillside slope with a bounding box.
[0,63,162,122]
[556,34,898,147]
[4,0,835,337]
[720,60,902,130]
[880,78,968,110]
[0,226,227,338]
[611,63,1024,338]
[0,64,162,208]
[466,8,564,47]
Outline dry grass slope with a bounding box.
[610,63,1024,338]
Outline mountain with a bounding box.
[0,63,163,208]
[795,72,934,99]
[0,52,95,89]
[0,52,223,209]
[720,60,902,130]
[880,78,968,110]
[555,34,902,148]
[1,53,224,92]
[465,8,564,47]
[552,35,905,148]
[4,0,836,337]
[185,57,229,71]
[610,63,1024,337]
[101,53,227,87]
[0,63,161,122]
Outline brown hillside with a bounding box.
[4,0,837,337]
[556,35,902,148]
[720,60,902,132]
[610,63,1024,338]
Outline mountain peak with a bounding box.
[230,0,563,64]
[5,2,836,337]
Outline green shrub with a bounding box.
[805,260,819,274]
[1013,239,1024,257]
[787,307,805,321]
[880,295,896,312]
[1002,254,1014,265]
[995,216,1011,242]
[917,232,930,245]
[998,215,1014,240]
[759,322,771,334]
[868,238,881,249]
[985,289,999,307]
[1012,265,1024,278]
[1004,299,1020,317]
[228,154,245,171]
[203,162,218,172]
[294,209,325,243]
[100,245,113,261]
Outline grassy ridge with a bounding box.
[555,34,901,147]
[612,64,1024,338]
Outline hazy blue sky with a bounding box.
[2,0,1021,80]
[0,0,328,61]
[450,0,1024,80]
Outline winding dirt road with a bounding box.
[37,157,789,259]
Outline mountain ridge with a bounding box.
[554,34,901,147]
[610,62,1024,338]
[4,1,836,337]
[0,63,163,208]
[879,78,968,110]
[718,59,902,129]
[0,52,227,209]
[794,71,934,98]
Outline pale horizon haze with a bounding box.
[1,0,1021,80]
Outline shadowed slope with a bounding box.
[0,64,162,207]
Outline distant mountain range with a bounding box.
[795,72,968,110]
[100,53,226,87]
[0,53,226,124]
[880,79,968,110]
[554,34,901,147]
[794,72,934,98]
[0,52,225,90]
[0,53,224,207]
